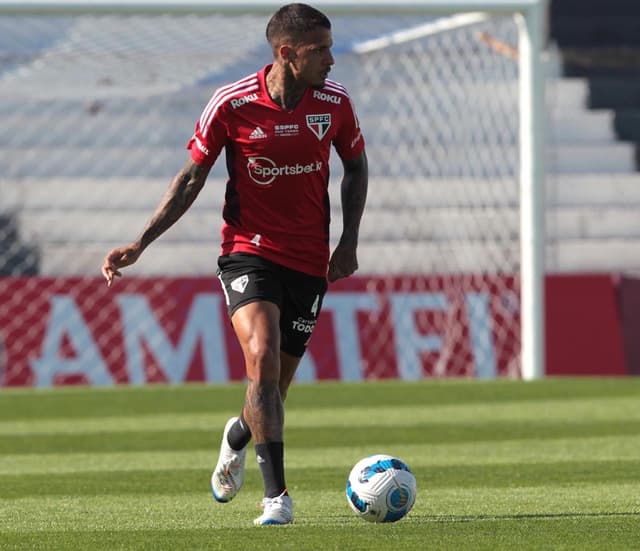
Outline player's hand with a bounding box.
[328,242,358,282]
[101,243,142,287]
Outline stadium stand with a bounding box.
[0,212,39,275]
[549,0,640,157]
[1,7,639,276]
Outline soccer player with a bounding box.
[101,3,367,526]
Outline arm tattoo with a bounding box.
[138,160,209,251]
[340,152,368,246]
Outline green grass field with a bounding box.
[1,378,640,550]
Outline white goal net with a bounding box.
[0,2,545,386]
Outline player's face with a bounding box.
[291,27,334,88]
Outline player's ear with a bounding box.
[279,44,294,63]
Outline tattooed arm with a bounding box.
[327,150,368,283]
[101,159,211,286]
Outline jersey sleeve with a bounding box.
[332,95,365,161]
[186,102,228,167]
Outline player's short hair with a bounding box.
[266,3,331,50]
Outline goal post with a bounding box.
[341,1,546,380]
[515,1,546,382]
[0,0,547,383]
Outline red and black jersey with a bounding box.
[187,64,365,277]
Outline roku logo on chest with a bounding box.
[313,90,341,104]
[247,156,323,185]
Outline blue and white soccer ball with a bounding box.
[346,454,417,523]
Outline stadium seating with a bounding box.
[1,12,639,275]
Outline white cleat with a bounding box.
[253,493,294,526]
[211,417,247,503]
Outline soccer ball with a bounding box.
[345,454,417,523]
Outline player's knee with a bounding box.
[245,342,280,380]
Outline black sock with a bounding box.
[255,442,286,498]
[227,413,252,451]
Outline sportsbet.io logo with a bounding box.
[247,156,323,186]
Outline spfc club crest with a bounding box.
[306,113,331,140]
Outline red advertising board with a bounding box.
[545,274,626,376]
[0,273,629,387]
[618,276,640,376]
[0,275,519,386]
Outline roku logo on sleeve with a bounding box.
[230,93,258,109]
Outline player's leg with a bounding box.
[250,265,325,526]
[232,300,285,448]
[278,265,328,384]
[211,254,284,506]
[231,300,294,525]
[212,255,325,524]
[211,336,302,507]
[217,350,299,471]
[279,350,301,401]
[210,415,249,503]
[215,345,298,525]
[250,266,327,524]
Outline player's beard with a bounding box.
[312,72,330,90]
